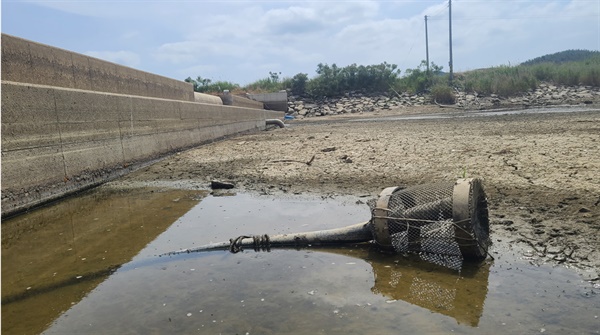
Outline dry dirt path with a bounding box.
[119,107,600,274]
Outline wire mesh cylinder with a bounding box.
[371,178,490,270]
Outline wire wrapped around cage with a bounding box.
[160,178,491,270]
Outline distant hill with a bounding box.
[521,49,600,65]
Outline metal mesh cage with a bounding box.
[370,179,490,270]
[164,178,491,271]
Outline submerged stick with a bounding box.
[160,221,372,257]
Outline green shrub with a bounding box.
[395,60,444,94]
[430,84,455,104]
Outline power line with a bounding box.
[424,2,449,19]
[428,15,598,21]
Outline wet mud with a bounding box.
[120,107,600,273]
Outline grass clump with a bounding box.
[430,84,456,104]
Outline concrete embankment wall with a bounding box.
[1,34,195,102]
[1,34,283,217]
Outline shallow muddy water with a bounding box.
[2,187,598,334]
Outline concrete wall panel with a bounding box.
[120,134,174,164]
[1,123,63,151]
[28,40,75,89]
[1,83,62,150]
[129,98,181,121]
[58,121,122,144]
[118,66,149,98]
[1,33,28,82]
[87,57,120,95]
[2,34,195,102]
[70,53,93,91]
[61,139,124,173]
[118,120,157,138]
[1,147,66,190]
[1,82,57,123]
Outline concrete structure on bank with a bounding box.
[1,34,283,217]
[194,92,223,105]
[220,91,264,109]
[248,91,288,112]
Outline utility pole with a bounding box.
[425,15,430,74]
[448,0,454,84]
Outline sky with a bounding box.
[2,0,599,85]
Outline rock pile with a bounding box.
[454,84,600,109]
[285,84,600,118]
[287,92,428,118]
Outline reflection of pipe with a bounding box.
[266,119,285,128]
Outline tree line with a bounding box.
[185,49,600,103]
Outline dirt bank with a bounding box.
[118,106,600,274]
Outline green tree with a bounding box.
[289,73,308,96]
[397,60,443,94]
[307,62,400,97]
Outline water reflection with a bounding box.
[309,246,490,327]
[1,187,206,335]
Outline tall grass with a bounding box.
[457,55,600,96]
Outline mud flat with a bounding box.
[117,106,600,274]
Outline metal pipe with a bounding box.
[266,119,285,128]
[160,221,372,256]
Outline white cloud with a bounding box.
[85,50,141,67]
[261,6,324,36]
[7,0,599,84]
